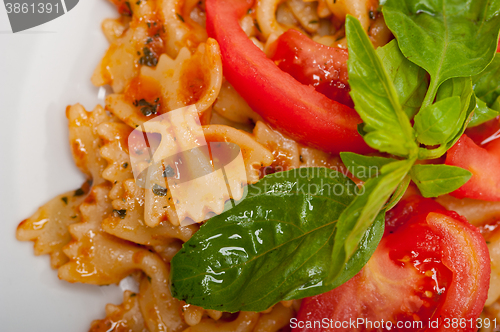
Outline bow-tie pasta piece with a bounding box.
[16,104,108,269]
[98,121,134,184]
[139,106,228,226]
[202,125,274,184]
[89,290,147,332]
[139,118,273,227]
[58,185,187,330]
[16,184,90,269]
[94,0,208,94]
[436,195,500,226]
[256,0,320,40]
[252,302,297,332]
[58,184,125,284]
[143,160,181,227]
[253,121,343,171]
[102,179,197,248]
[56,187,145,278]
[179,301,296,332]
[93,0,162,93]
[183,312,260,332]
[161,0,208,57]
[138,274,188,332]
[212,81,263,126]
[105,39,222,129]
[68,104,110,185]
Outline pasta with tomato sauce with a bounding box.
[16,0,500,331]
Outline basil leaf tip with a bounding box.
[410,164,472,198]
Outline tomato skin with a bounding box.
[294,197,490,332]
[446,134,500,201]
[426,212,490,330]
[465,117,500,146]
[205,0,370,154]
[270,30,354,108]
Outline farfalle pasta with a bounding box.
[90,290,148,332]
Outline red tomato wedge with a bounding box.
[269,29,354,108]
[293,197,490,332]
[465,116,500,146]
[205,0,370,154]
[446,134,500,201]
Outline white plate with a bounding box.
[0,1,131,331]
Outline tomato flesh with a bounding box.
[446,134,500,201]
[205,0,370,154]
[294,197,490,332]
[270,30,354,108]
[465,117,500,146]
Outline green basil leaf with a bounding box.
[469,54,500,127]
[340,152,396,181]
[418,78,476,159]
[493,96,500,113]
[384,174,411,211]
[410,164,472,198]
[376,39,429,119]
[469,97,500,127]
[346,15,417,157]
[331,158,415,269]
[326,213,384,288]
[414,96,462,145]
[472,54,500,107]
[383,0,500,107]
[436,77,475,110]
[435,77,475,142]
[357,123,368,137]
[170,168,384,312]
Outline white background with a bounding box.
[0,1,129,330]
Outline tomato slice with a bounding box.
[293,197,490,332]
[205,0,370,154]
[465,116,500,146]
[269,29,354,108]
[446,134,500,201]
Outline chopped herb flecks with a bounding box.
[163,165,175,178]
[124,1,132,15]
[254,20,262,33]
[113,209,127,219]
[133,98,159,116]
[138,47,158,67]
[74,188,85,196]
[152,183,168,196]
[61,197,68,205]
